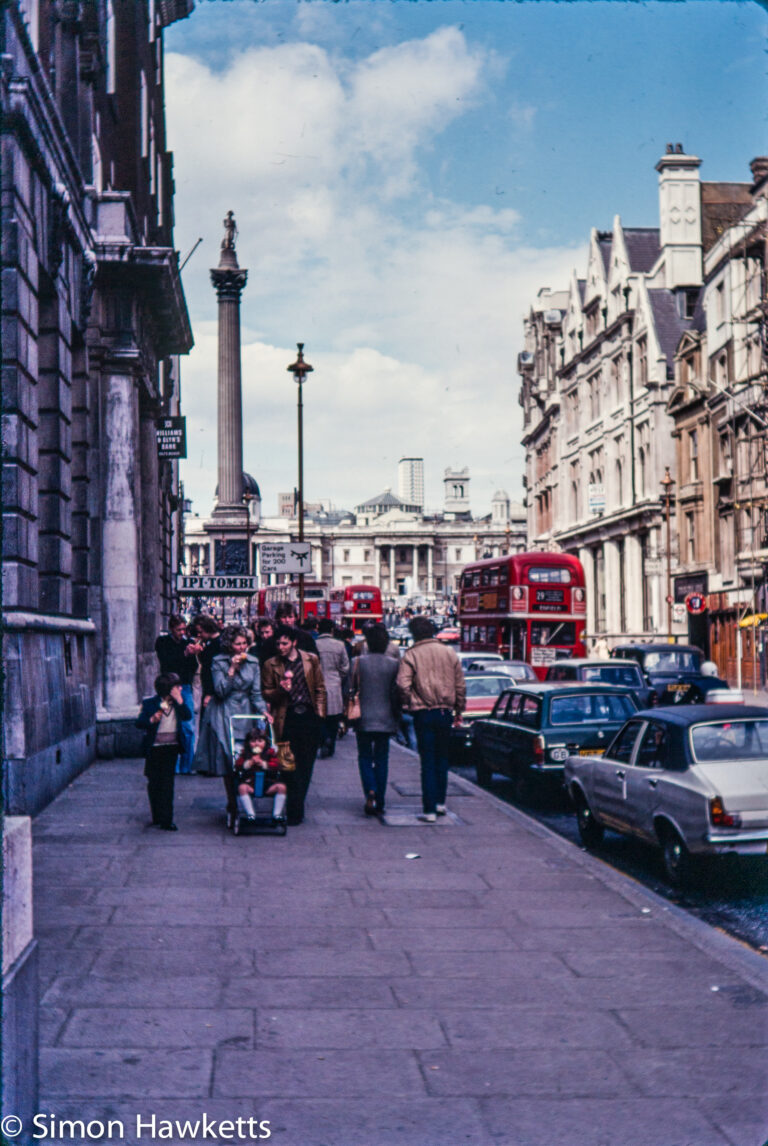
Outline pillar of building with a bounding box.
[427,544,434,594]
[374,545,381,588]
[603,538,622,635]
[210,212,248,521]
[389,547,396,594]
[624,533,644,634]
[100,371,140,716]
[412,546,419,591]
[649,527,663,633]
[578,547,596,638]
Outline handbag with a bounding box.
[275,741,297,772]
[345,694,361,722]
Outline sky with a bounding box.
[165,0,768,520]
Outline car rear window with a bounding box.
[581,665,642,687]
[643,650,701,672]
[465,676,508,698]
[690,720,768,762]
[550,693,636,725]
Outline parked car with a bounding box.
[609,643,729,704]
[457,652,503,672]
[471,683,638,801]
[450,672,517,763]
[546,658,655,708]
[564,704,768,887]
[436,627,460,644]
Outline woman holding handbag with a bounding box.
[349,624,400,817]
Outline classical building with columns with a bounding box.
[520,145,755,643]
[2,0,193,812]
[182,470,526,604]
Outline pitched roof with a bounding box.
[356,490,403,510]
[596,232,612,274]
[624,228,660,273]
[648,290,691,374]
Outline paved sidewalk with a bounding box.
[34,737,768,1146]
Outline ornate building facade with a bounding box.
[519,146,757,649]
[2,0,193,813]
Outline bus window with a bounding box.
[499,566,509,585]
[530,622,576,646]
[527,566,574,584]
[510,621,526,661]
[472,572,481,587]
[488,568,498,586]
[487,624,497,645]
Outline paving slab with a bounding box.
[33,740,768,1146]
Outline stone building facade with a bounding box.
[520,146,755,646]
[2,0,193,814]
[182,474,526,606]
[667,159,768,685]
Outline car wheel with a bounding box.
[475,756,492,787]
[575,794,604,849]
[661,827,692,888]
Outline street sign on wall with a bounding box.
[156,416,187,459]
[176,574,257,594]
[259,542,312,575]
[588,484,606,514]
[685,592,708,615]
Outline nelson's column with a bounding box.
[205,212,251,572]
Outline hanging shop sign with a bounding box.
[156,416,187,459]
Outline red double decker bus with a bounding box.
[318,585,383,634]
[256,581,329,620]
[458,552,586,679]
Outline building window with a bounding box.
[686,512,696,563]
[636,337,648,387]
[140,72,149,157]
[106,0,116,94]
[689,429,699,482]
[454,549,462,561]
[343,550,350,563]
[714,280,725,325]
[588,372,600,421]
[364,549,372,562]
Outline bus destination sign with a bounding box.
[176,574,258,595]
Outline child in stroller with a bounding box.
[233,726,287,828]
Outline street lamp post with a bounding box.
[243,489,253,622]
[660,466,676,642]
[287,343,313,621]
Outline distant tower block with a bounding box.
[444,466,471,519]
[210,210,248,521]
[398,457,424,511]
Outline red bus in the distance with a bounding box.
[256,582,328,621]
[318,585,383,634]
[458,552,586,679]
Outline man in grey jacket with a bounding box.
[316,619,350,757]
[397,616,466,822]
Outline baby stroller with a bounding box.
[227,714,288,837]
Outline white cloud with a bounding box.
[167,27,584,518]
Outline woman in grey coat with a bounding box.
[193,625,267,822]
[349,624,399,816]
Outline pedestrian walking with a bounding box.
[261,625,327,826]
[249,618,276,667]
[193,625,267,824]
[274,603,316,652]
[193,615,223,713]
[154,614,201,774]
[397,616,465,823]
[315,619,349,757]
[136,673,192,832]
[349,623,399,816]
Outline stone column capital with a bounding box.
[210,267,248,299]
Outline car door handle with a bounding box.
[615,769,625,779]
[647,778,659,788]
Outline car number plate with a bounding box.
[579,747,604,756]
[667,683,687,691]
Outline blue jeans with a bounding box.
[177,683,196,774]
[396,712,417,750]
[412,708,452,814]
[355,731,390,810]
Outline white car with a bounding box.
[564,704,768,886]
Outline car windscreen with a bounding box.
[465,676,509,698]
[580,665,642,686]
[550,693,636,725]
[690,719,768,762]
[643,650,701,673]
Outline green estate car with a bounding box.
[471,683,638,801]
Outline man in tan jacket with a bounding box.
[397,616,466,822]
[262,626,327,825]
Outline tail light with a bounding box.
[649,690,658,706]
[709,796,741,829]
[533,736,545,763]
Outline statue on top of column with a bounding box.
[222,210,237,250]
